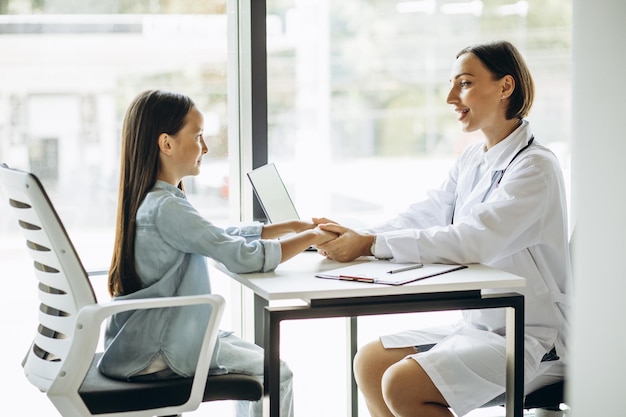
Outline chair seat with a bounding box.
[524,381,565,410]
[79,353,263,414]
[481,380,565,410]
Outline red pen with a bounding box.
[339,275,376,283]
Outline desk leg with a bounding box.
[255,293,268,347]
[347,317,358,417]
[264,308,281,417]
[258,292,523,417]
[505,302,525,417]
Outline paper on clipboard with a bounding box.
[315,262,467,286]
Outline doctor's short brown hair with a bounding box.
[457,40,534,121]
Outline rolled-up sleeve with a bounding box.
[225,222,282,272]
[155,196,281,273]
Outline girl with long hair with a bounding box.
[99,90,335,417]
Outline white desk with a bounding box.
[216,253,526,417]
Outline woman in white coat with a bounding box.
[316,40,570,417]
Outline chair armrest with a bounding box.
[83,294,225,321]
[87,268,109,277]
[49,294,225,413]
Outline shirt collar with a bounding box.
[153,180,186,199]
[483,119,533,171]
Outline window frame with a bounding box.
[230,0,269,224]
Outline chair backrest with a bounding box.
[0,164,97,392]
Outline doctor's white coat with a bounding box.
[369,120,570,415]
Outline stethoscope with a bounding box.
[451,136,535,224]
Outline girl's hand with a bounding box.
[291,220,317,233]
[278,226,338,263]
[312,217,337,226]
[309,226,339,246]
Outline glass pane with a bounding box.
[0,2,232,414]
[0,2,231,236]
[266,0,572,227]
[265,1,571,416]
[0,4,231,252]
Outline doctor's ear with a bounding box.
[500,74,516,99]
[158,133,174,155]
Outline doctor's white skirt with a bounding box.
[380,323,565,417]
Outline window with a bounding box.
[261,1,572,416]
[264,0,572,226]
[1,0,572,416]
[0,2,234,415]
[0,3,233,286]
[0,3,233,229]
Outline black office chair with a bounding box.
[0,163,263,417]
[482,380,566,416]
[525,381,566,415]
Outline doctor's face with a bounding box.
[446,52,508,135]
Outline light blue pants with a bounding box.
[217,332,294,417]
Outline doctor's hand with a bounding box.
[312,217,337,226]
[315,223,374,262]
[278,226,338,263]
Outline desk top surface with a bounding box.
[213,252,525,302]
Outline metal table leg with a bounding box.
[261,292,524,417]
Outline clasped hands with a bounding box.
[311,217,374,262]
[264,218,374,262]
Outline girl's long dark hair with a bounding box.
[108,90,194,296]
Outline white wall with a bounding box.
[570,0,626,415]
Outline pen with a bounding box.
[387,264,424,274]
[339,275,376,283]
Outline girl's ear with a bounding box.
[158,133,173,155]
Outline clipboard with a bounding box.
[315,262,467,286]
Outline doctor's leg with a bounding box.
[354,340,451,417]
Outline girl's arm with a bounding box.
[261,220,316,239]
[278,227,338,263]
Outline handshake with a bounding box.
[264,218,374,263]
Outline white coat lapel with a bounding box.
[454,168,495,220]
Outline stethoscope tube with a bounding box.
[481,136,535,203]
[452,136,535,224]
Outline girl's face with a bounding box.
[446,52,510,138]
[167,106,208,180]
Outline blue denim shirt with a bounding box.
[98,180,281,380]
